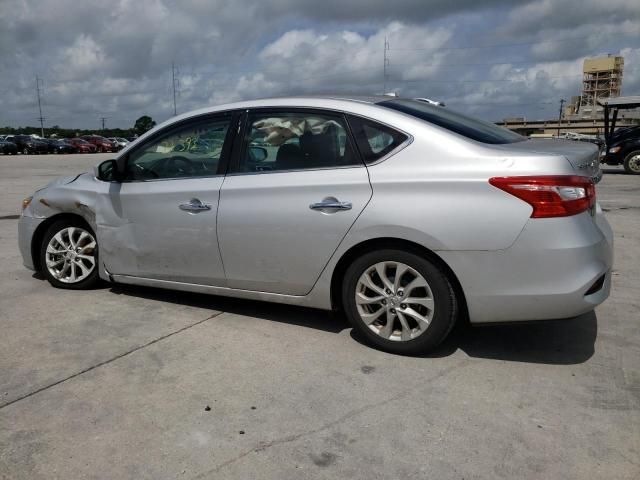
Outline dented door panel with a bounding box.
[96,177,226,285]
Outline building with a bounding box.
[498,55,638,136]
[578,56,624,117]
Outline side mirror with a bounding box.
[248,146,268,162]
[94,159,119,182]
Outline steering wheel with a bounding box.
[134,163,159,179]
[161,156,196,177]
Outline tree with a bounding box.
[134,115,156,135]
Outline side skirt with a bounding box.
[110,274,330,310]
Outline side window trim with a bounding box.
[346,114,413,166]
[227,107,366,176]
[121,111,240,182]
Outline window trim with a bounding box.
[119,110,240,183]
[226,107,367,176]
[346,113,413,166]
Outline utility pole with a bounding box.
[35,76,45,138]
[171,62,178,116]
[557,98,565,137]
[383,37,390,93]
[100,117,108,130]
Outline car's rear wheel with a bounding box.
[623,151,640,175]
[40,219,100,289]
[342,249,457,355]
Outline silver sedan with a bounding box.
[18,96,613,354]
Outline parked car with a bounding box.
[601,126,640,174]
[559,131,604,149]
[0,139,18,155]
[5,135,49,154]
[107,137,129,151]
[18,96,612,355]
[81,135,115,153]
[43,139,78,154]
[67,138,97,153]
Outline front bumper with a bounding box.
[439,207,613,324]
[18,214,45,271]
[601,151,623,165]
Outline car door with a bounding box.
[96,112,237,285]
[217,108,373,295]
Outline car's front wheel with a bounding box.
[623,150,640,175]
[342,249,458,355]
[40,219,100,289]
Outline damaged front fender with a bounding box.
[30,173,99,230]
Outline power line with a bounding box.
[100,117,108,130]
[387,33,630,52]
[394,73,585,84]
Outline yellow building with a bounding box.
[580,56,624,111]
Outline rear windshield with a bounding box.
[379,99,524,145]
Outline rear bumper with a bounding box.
[18,214,45,271]
[439,207,613,324]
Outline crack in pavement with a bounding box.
[602,206,640,212]
[0,311,223,410]
[192,357,471,479]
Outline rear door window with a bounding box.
[234,110,361,173]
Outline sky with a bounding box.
[1,0,639,130]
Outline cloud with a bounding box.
[0,0,638,127]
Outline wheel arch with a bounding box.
[329,237,468,320]
[31,213,93,271]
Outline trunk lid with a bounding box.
[498,139,602,183]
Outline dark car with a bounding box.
[43,139,78,154]
[0,139,18,155]
[4,135,49,154]
[602,126,640,174]
[81,135,114,153]
[67,138,97,153]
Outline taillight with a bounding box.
[489,175,595,218]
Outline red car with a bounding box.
[67,138,97,153]
[81,135,115,153]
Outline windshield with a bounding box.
[612,126,639,139]
[379,99,524,144]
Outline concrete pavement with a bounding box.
[0,154,638,479]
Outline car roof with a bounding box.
[182,94,392,115]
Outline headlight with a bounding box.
[608,146,621,154]
[22,196,33,211]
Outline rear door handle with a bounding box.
[309,197,352,212]
[179,198,212,213]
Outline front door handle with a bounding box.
[179,198,212,213]
[309,197,352,212]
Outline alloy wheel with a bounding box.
[45,226,96,283]
[355,261,435,342]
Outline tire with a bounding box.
[623,150,640,175]
[40,218,100,290]
[342,249,457,355]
